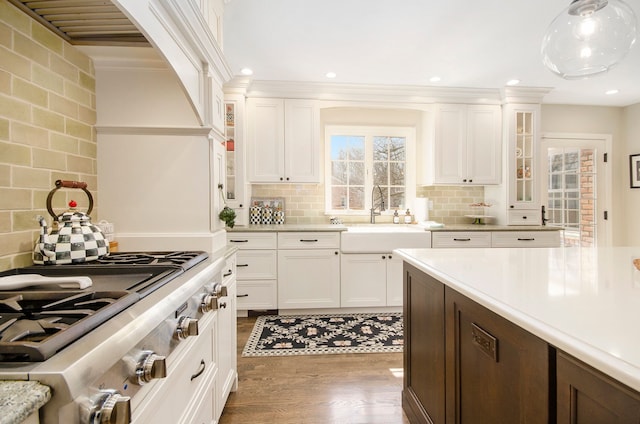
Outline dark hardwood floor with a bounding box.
[219,316,410,424]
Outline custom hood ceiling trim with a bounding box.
[8,0,148,45]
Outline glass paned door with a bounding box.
[515,112,534,203]
[225,102,236,200]
[541,136,610,247]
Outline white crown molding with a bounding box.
[501,86,552,104]
[240,80,505,105]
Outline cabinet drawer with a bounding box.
[491,231,561,248]
[432,232,491,248]
[236,250,277,280]
[132,320,215,424]
[236,281,278,310]
[277,232,340,249]
[227,232,277,249]
[508,210,541,226]
[221,254,236,282]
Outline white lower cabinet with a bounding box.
[228,232,278,311]
[431,231,492,248]
[132,312,217,424]
[431,230,561,248]
[277,232,340,309]
[341,253,403,307]
[491,231,560,247]
[217,254,238,418]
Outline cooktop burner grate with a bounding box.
[95,251,208,270]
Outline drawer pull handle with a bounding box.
[190,359,206,381]
[223,271,232,277]
[471,323,498,362]
[237,264,249,267]
[229,239,249,243]
[517,238,535,241]
[300,239,318,242]
[237,294,249,298]
[453,238,471,242]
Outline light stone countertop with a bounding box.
[395,246,640,392]
[226,224,347,232]
[226,223,560,232]
[0,381,51,424]
[426,224,561,231]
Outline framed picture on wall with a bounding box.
[631,154,640,188]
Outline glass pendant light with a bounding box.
[541,0,637,79]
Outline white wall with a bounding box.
[541,104,626,244]
[623,104,640,246]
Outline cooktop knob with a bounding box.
[135,351,167,385]
[200,293,218,312]
[213,282,228,298]
[176,316,199,339]
[87,389,131,424]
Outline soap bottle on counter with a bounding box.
[393,210,400,224]
[404,209,412,224]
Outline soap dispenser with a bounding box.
[393,210,400,224]
[404,209,412,224]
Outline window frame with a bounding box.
[324,125,416,216]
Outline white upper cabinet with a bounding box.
[247,98,320,183]
[433,104,502,185]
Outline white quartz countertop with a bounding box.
[395,246,640,392]
[226,224,347,232]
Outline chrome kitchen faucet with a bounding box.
[370,185,385,223]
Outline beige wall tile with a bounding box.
[32,147,66,170]
[0,93,30,122]
[11,121,48,148]
[50,133,78,154]
[64,82,92,107]
[49,54,77,82]
[79,70,95,91]
[13,209,41,231]
[0,140,30,166]
[67,154,93,174]
[0,231,33,256]
[0,21,11,49]
[32,64,64,94]
[0,69,10,95]
[63,43,92,74]
[0,5,97,270]
[0,45,31,78]
[78,139,96,157]
[13,31,49,67]
[33,107,65,133]
[0,1,31,35]
[66,117,92,139]
[50,92,78,118]
[13,166,49,189]
[0,164,9,186]
[0,187,31,210]
[31,21,63,55]
[0,117,9,140]
[78,104,96,123]
[0,211,10,232]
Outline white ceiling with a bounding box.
[223,0,640,107]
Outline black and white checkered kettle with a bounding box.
[33,180,110,265]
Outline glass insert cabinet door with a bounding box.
[514,111,535,204]
[225,102,236,200]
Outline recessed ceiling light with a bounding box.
[240,67,253,76]
[605,89,619,95]
[429,76,441,83]
[326,72,337,79]
[506,79,520,86]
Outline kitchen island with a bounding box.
[396,246,640,423]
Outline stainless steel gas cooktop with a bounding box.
[0,251,208,362]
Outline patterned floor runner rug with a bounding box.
[242,313,403,357]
